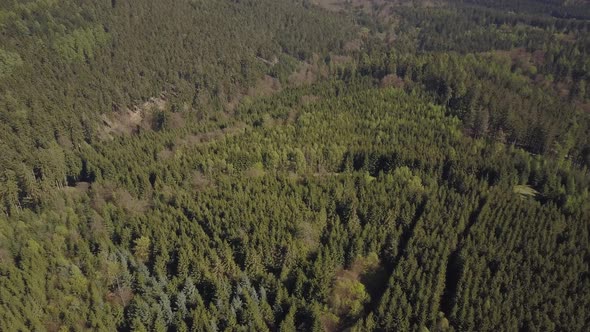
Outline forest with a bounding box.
[0,0,589,331]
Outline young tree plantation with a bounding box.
[0,0,589,331]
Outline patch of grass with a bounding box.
[513,184,539,198]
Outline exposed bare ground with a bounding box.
[489,48,546,67]
[289,55,330,86]
[244,166,265,178]
[300,95,321,105]
[247,75,281,98]
[106,287,133,307]
[156,148,175,161]
[168,112,185,130]
[225,75,283,113]
[100,109,143,138]
[311,0,345,12]
[191,171,214,191]
[380,73,405,88]
[555,32,577,43]
[0,248,13,265]
[288,62,318,86]
[313,0,444,13]
[91,182,149,214]
[555,81,571,98]
[334,255,379,281]
[256,56,279,66]
[330,54,353,65]
[100,96,170,139]
[286,108,300,125]
[344,38,362,52]
[61,181,91,198]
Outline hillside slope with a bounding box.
[0,0,589,331]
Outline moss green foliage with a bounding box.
[54,25,110,62]
[0,0,589,331]
[0,49,22,77]
[331,278,369,317]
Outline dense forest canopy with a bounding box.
[0,0,589,331]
